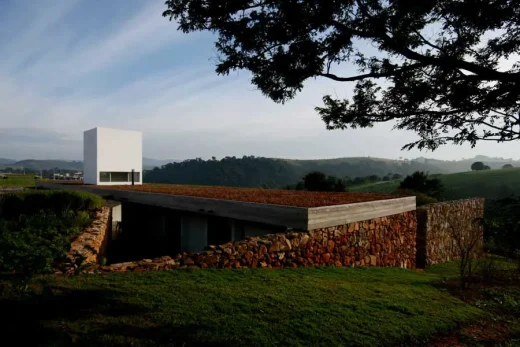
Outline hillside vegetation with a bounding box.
[144,156,446,188]
[349,168,520,201]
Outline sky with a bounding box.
[0,0,519,162]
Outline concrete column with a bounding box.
[110,203,122,240]
[229,218,236,242]
[181,214,208,252]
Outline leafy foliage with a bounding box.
[0,190,102,276]
[0,214,71,275]
[399,171,444,200]
[164,0,520,150]
[502,164,514,169]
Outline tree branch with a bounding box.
[382,35,519,82]
[415,31,444,52]
[319,63,426,82]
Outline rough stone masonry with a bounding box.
[416,198,485,267]
[105,211,417,272]
[64,198,484,273]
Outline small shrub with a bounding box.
[75,210,92,228]
[449,217,484,289]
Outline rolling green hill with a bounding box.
[349,168,520,201]
[0,158,16,165]
[144,156,447,188]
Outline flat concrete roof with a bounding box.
[47,182,406,207]
[38,182,416,230]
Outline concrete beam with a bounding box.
[38,182,308,229]
[38,183,416,231]
[307,196,416,230]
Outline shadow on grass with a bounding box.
[0,284,217,347]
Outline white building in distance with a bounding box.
[83,127,142,185]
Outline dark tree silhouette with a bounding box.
[164,0,520,150]
[303,171,328,191]
[471,161,485,171]
[302,171,346,192]
[367,175,381,182]
[399,171,444,199]
[502,164,514,169]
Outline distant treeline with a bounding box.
[144,156,443,188]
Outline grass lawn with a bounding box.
[348,180,400,194]
[0,174,39,188]
[1,263,485,346]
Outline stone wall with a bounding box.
[68,206,111,265]
[105,211,417,272]
[416,198,484,267]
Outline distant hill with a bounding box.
[0,159,83,171]
[349,167,520,201]
[0,158,16,165]
[144,156,448,188]
[413,155,520,173]
[2,155,518,186]
[0,157,180,171]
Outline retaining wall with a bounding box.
[105,210,417,272]
[416,198,485,267]
[63,206,111,272]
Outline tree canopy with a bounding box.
[164,0,520,150]
[399,171,444,199]
[302,171,346,192]
[471,161,485,171]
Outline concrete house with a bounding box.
[83,127,142,185]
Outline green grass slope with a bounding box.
[1,264,481,346]
[0,174,39,188]
[436,168,520,200]
[349,168,520,201]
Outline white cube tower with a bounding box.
[83,127,142,185]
